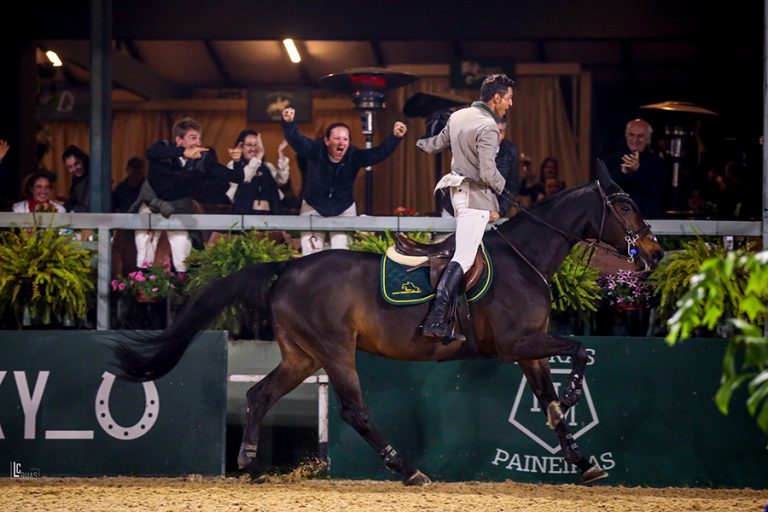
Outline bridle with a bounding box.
[491,181,653,288]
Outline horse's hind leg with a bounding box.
[323,362,431,486]
[237,343,320,481]
[518,359,609,484]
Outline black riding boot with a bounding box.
[421,261,466,343]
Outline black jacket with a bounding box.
[282,120,401,216]
[231,162,283,215]
[145,141,242,202]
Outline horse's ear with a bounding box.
[594,158,622,194]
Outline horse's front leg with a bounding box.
[501,332,589,416]
[325,364,431,486]
[517,359,608,484]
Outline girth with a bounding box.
[393,233,484,291]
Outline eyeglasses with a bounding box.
[243,143,259,147]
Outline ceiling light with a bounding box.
[45,50,63,67]
[282,39,301,64]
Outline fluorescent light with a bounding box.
[45,50,63,67]
[282,39,301,64]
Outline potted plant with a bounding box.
[0,226,94,328]
[549,244,603,334]
[648,236,748,327]
[111,261,184,303]
[183,230,298,338]
[348,229,431,254]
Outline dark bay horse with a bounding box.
[114,169,663,485]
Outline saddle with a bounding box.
[393,233,484,291]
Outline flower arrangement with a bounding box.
[393,206,419,216]
[598,270,654,309]
[111,261,184,301]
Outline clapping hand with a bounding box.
[620,151,640,173]
[282,108,295,122]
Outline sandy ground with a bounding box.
[1,476,765,512]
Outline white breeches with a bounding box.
[450,186,489,272]
[135,204,192,272]
[299,201,357,255]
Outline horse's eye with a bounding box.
[621,205,630,213]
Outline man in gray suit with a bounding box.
[416,73,515,343]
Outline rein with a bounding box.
[491,182,652,289]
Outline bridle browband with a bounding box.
[491,181,653,289]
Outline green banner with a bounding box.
[329,337,768,488]
[0,331,226,477]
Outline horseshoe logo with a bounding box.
[95,371,159,440]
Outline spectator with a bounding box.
[281,107,407,255]
[517,153,544,208]
[112,157,146,213]
[0,139,16,211]
[13,171,65,213]
[543,176,562,198]
[131,117,243,272]
[539,156,565,192]
[61,145,90,212]
[226,130,289,215]
[604,118,668,218]
[440,117,519,218]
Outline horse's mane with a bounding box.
[499,181,599,236]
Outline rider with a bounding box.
[416,73,515,343]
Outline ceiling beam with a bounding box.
[203,40,233,87]
[41,40,189,100]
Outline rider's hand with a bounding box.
[282,108,295,122]
[489,211,501,222]
[393,121,407,138]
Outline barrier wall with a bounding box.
[329,337,768,488]
[0,331,227,477]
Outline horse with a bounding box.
[113,165,664,486]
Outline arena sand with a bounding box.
[1,475,765,512]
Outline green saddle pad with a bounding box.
[380,244,493,306]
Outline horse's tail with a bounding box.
[113,262,282,382]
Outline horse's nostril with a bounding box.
[652,250,664,264]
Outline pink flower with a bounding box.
[118,282,126,290]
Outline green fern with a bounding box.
[550,244,602,314]
[648,237,748,324]
[348,230,432,254]
[0,227,94,326]
[184,231,298,337]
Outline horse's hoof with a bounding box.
[404,470,432,486]
[547,401,564,429]
[250,473,269,484]
[581,465,609,484]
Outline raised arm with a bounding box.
[353,121,407,167]
[281,108,318,157]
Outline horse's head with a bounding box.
[592,160,664,271]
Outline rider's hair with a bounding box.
[480,74,515,102]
